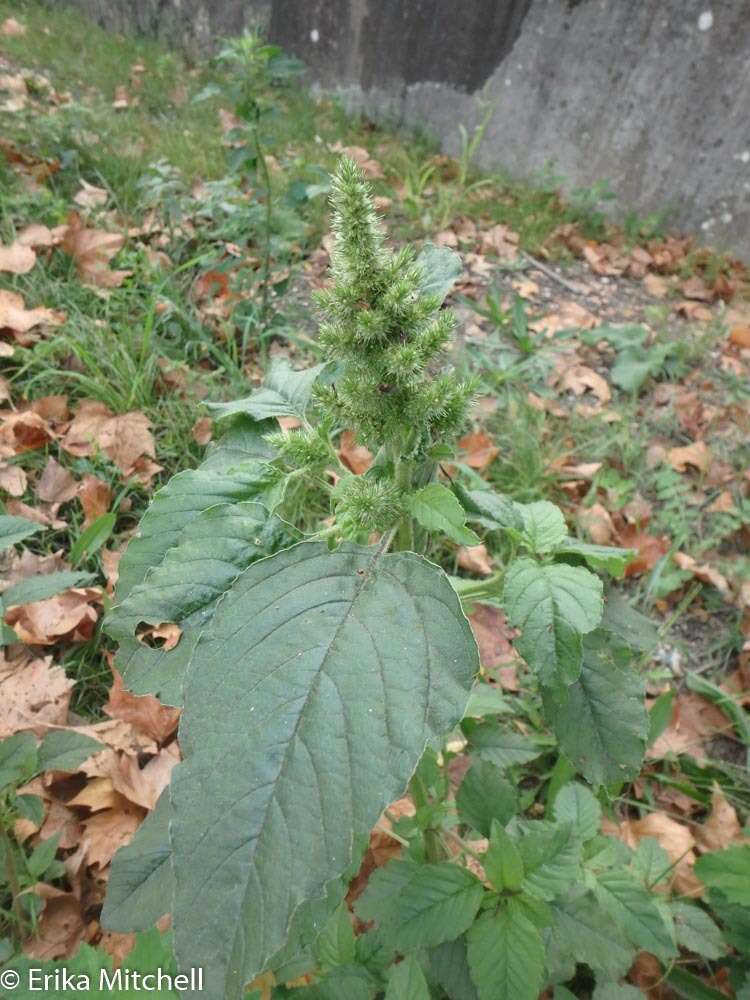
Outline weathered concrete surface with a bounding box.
[60,0,269,56]
[62,0,750,254]
[271,0,750,255]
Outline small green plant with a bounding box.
[97,161,655,999]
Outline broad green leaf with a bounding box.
[107,501,289,704]
[593,868,676,960]
[600,589,658,654]
[593,984,645,1000]
[201,413,276,470]
[428,937,478,1000]
[0,514,42,550]
[408,484,481,546]
[70,512,116,565]
[555,538,634,578]
[546,894,635,981]
[113,460,277,604]
[316,903,356,971]
[286,966,377,1000]
[665,968,729,1000]
[503,558,603,691]
[16,794,44,827]
[464,720,544,769]
[632,837,671,888]
[612,343,670,393]
[170,542,478,1000]
[463,682,510,717]
[354,860,484,951]
[694,845,750,905]
[26,833,61,880]
[0,731,37,789]
[454,486,522,532]
[516,820,582,900]
[1,571,94,608]
[416,243,462,304]
[37,730,102,773]
[484,820,524,891]
[101,790,172,932]
[456,760,518,836]
[670,901,725,960]
[385,954,430,1000]
[205,359,329,422]
[553,783,602,841]
[515,501,566,554]
[707,887,750,953]
[467,907,544,1000]
[542,632,647,785]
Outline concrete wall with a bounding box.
[63,0,750,254]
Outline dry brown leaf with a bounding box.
[109,747,178,811]
[667,440,711,474]
[615,522,669,578]
[73,179,108,209]
[457,544,493,576]
[332,144,383,179]
[191,416,213,446]
[531,300,598,337]
[339,430,373,475]
[578,503,614,544]
[37,456,77,503]
[99,411,155,476]
[23,893,85,960]
[681,275,713,302]
[80,796,145,869]
[0,656,73,737]
[480,223,519,260]
[673,552,730,598]
[0,461,27,496]
[68,776,119,812]
[0,239,36,275]
[458,431,499,470]
[77,474,112,526]
[103,666,180,744]
[729,325,750,349]
[468,604,516,669]
[6,588,101,645]
[59,399,113,457]
[61,213,128,288]
[648,691,731,763]
[101,548,122,590]
[612,811,702,897]
[1,17,26,36]
[559,364,611,405]
[0,410,53,455]
[643,273,669,298]
[697,784,745,852]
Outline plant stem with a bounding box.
[408,772,444,863]
[1,823,25,950]
[253,127,273,336]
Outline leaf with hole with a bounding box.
[106,501,290,704]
